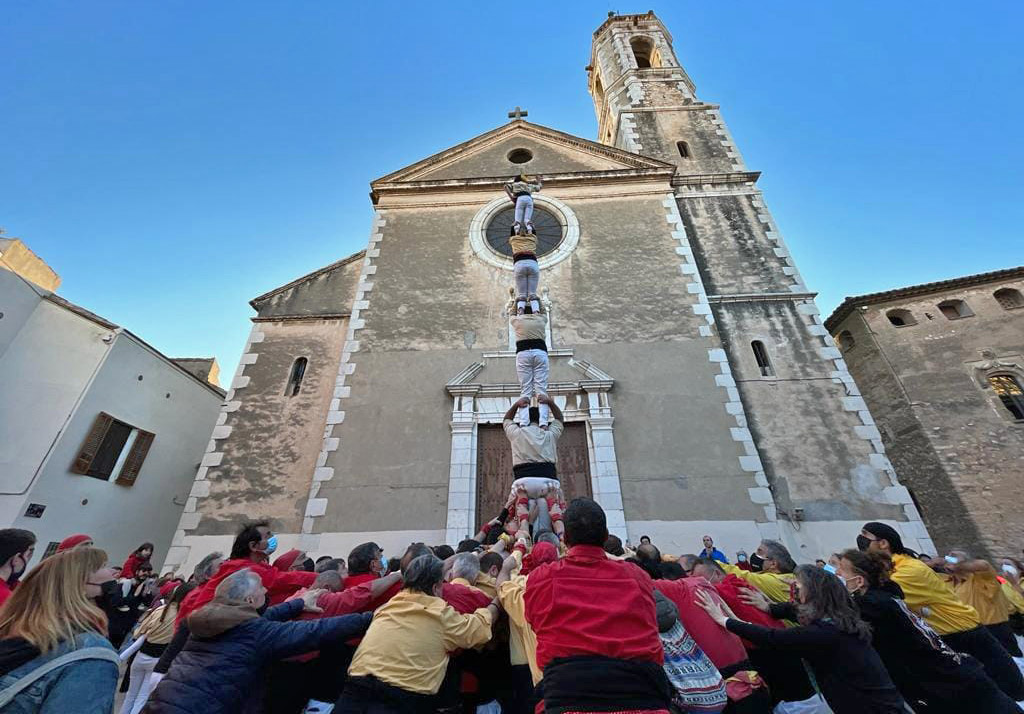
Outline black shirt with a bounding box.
[725,604,905,714]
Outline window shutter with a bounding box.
[115,430,154,486]
[72,413,114,474]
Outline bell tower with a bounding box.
[587,12,934,556]
[588,11,745,177]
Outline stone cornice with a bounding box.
[707,292,817,304]
[671,171,761,187]
[251,313,350,323]
[372,167,676,202]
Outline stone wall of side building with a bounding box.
[829,275,1024,557]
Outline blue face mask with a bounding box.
[264,535,278,555]
[379,555,388,572]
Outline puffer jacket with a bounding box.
[141,599,370,714]
[0,632,118,714]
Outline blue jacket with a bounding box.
[0,632,117,714]
[142,599,371,714]
[702,547,729,564]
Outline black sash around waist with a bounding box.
[538,654,673,714]
[512,462,557,479]
[515,338,547,353]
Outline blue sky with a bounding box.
[3,1,1022,376]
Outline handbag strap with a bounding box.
[0,646,120,708]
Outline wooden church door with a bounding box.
[475,422,593,530]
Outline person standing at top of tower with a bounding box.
[504,173,542,237]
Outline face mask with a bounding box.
[823,564,837,575]
[748,553,764,572]
[944,555,959,565]
[262,535,278,555]
[1002,564,1019,577]
[856,535,872,552]
[737,553,747,563]
[379,555,388,572]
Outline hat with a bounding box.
[654,590,678,633]
[57,534,93,552]
[862,522,908,555]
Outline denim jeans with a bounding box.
[513,194,534,229]
[514,258,540,312]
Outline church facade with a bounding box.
[163,12,933,574]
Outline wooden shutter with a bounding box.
[115,430,155,486]
[71,412,114,474]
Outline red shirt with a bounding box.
[0,581,12,607]
[344,573,401,609]
[524,544,663,671]
[121,553,147,580]
[655,577,747,669]
[442,582,493,614]
[176,558,315,623]
[712,574,784,646]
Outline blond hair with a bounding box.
[0,547,108,652]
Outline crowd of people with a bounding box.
[0,509,1022,714]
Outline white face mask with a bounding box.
[1003,564,1019,577]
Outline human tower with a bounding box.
[499,174,568,545]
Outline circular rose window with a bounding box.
[484,206,564,259]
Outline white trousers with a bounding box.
[120,652,160,714]
[513,194,534,228]
[515,349,549,425]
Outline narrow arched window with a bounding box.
[837,330,856,351]
[286,357,308,397]
[994,288,1024,310]
[751,341,774,377]
[988,374,1024,420]
[630,37,655,69]
[886,309,916,327]
[937,299,973,320]
[676,140,691,158]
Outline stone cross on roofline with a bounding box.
[508,106,528,121]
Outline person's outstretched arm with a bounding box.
[503,397,529,423]
[263,612,374,660]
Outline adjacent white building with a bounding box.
[0,239,224,569]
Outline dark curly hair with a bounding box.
[794,564,872,642]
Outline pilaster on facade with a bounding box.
[661,193,777,528]
[300,211,386,554]
[163,324,265,571]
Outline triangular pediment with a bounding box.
[374,120,674,185]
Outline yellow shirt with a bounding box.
[475,573,498,599]
[1000,579,1024,614]
[498,553,541,685]
[891,554,979,635]
[721,564,795,603]
[951,569,1011,626]
[348,589,494,694]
